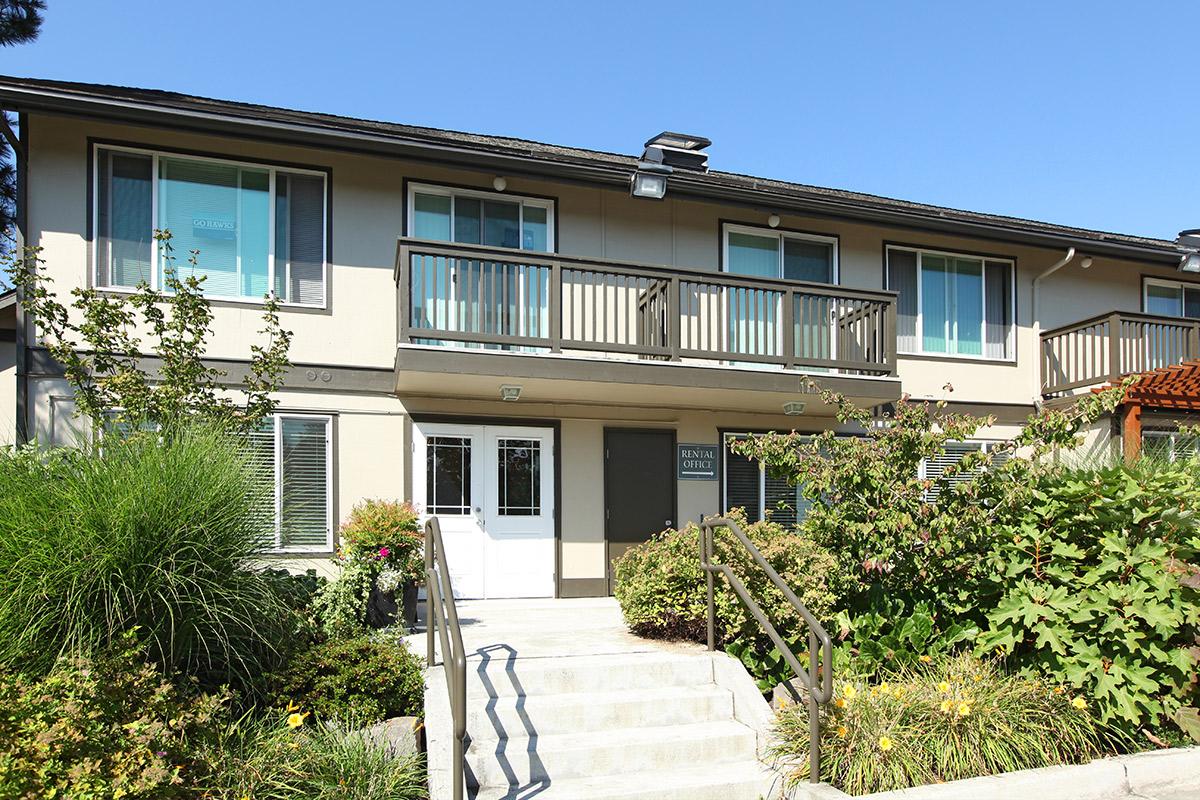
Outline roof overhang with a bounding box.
[0,79,1185,266]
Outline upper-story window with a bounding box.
[408,183,554,252]
[1144,278,1200,319]
[886,245,1014,360]
[722,223,837,284]
[94,145,328,307]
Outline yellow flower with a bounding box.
[957,702,971,717]
[1054,686,1065,695]
[972,674,981,683]
[835,697,846,709]
[879,682,891,695]
[940,699,953,713]
[842,685,858,701]
[286,712,308,729]
[836,725,848,738]
[878,736,893,752]
[285,700,299,713]
[937,681,951,694]
[893,686,905,698]
[918,655,932,663]
[1071,697,1086,710]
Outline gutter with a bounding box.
[0,83,1187,267]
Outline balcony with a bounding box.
[1041,311,1200,396]
[393,238,901,412]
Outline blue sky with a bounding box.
[4,1,1196,239]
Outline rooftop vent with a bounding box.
[641,131,711,172]
[1177,229,1200,273]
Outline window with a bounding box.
[497,438,541,515]
[426,436,472,515]
[408,183,554,252]
[919,441,1008,501]
[1144,278,1200,319]
[95,146,327,306]
[248,414,332,551]
[1142,429,1199,461]
[886,246,1014,359]
[723,224,837,283]
[721,433,813,526]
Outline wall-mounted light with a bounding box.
[1181,252,1200,273]
[783,401,806,416]
[500,384,522,401]
[492,176,507,192]
[767,213,781,228]
[630,165,670,200]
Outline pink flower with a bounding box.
[379,547,390,559]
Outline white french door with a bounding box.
[413,422,555,599]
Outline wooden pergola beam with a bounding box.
[1123,402,1143,463]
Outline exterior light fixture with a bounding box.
[500,384,522,401]
[1080,256,1093,269]
[767,214,781,228]
[492,176,507,192]
[1176,230,1200,273]
[1181,252,1200,273]
[630,163,670,199]
[783,401,806,416]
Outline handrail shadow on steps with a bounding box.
[700,515,833,784]
[425,517,467,800]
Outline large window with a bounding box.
[95,146,327,306]
[408,183,554,252]
[886,246,1014,359]
[723,223,837,284]
[1144,278,1200,319]
[248,414,333,552]
[721,433,812,526]
[920,440,1008,501]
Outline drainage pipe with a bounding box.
[1031,247,1076,402]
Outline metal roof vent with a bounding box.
[1177,229,1200,273]
[641,131,711,172]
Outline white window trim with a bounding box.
[721,222,839,284]
[92,143,329,309]
[886,245,1016,362]
[1143,277,1200,319]
[269,412,334,554]
[406,181,556,252]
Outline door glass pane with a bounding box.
[888,249,919,352]
[413,192,451,240]
[427,436,472,515]
[1184,288,1200,319]
[523,206,548,251]
[454,197,482,244]
[1146,283,1182,317]
[921,255,949,353]
[984,260,1012,359]
[482,200,521,248]
[952,257,983,356]
[727,232,779,277]
[497,438,540,515]
[782,238,832,283]
[279,417,329,549]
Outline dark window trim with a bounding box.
[85,136,334,315]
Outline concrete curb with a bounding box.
[788,746,1200,800]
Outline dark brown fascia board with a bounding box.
[0,82,1184,267]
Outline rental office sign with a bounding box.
[677,443,718,481]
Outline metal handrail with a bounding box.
[425,517,467,800]
[700,515,833,784]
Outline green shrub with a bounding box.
[774,653,1107,795]
[196,712,426,800]
[312,558,378,639]
[613,514,842,644]
[0,425,296,692]
[269,632,425,724]
[0,633,230,800]
[978,459,1200,733]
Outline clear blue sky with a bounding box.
[4,1,1196,240]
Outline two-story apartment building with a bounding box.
[2,76,1196,598]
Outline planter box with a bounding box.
[367,581,419,630]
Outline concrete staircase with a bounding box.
[426,649,786,800]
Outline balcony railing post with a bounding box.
[782,288,796,369]
[668,275,681,361]
[398,244,411,347]
[549,261,562,353]
[1190,321,1200,363]
[884,298,898,376]
[1107,311,1123,382]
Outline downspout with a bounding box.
[7,110,28,445]
[1031,247,1076,403]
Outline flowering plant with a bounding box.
[338,499,423,586]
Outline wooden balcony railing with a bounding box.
[395,238,898,376]
[1041,311,1200,395]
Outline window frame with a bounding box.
[405,181,556,252]
[267,412,334,554]
[1142,276,1200,319]
[721,222,839,285]
[720,430,811,525]
[91,142,330,309]
[885,244,1016,362]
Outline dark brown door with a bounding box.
[605,428,676,592]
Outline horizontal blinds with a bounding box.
[245,421,277,547]
[888,249,918,352]
[723,438,763,523]
[97,149,153,288]
[279,416,330,550]
[922,442,1007,501]
[281,172,325,305]
[984,260,1012,359]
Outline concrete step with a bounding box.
[469,759,784,800]
[465,685,735,740]
[465,651,714,699]
[466,720,758,788]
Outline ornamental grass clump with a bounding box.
[774,653,1108,795]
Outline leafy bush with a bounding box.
[312,558,379,639]
[269,633,425,724]
[0,634,230,800]
[774,653,1107,795]
[0,425,296,692]
[613,513,843,645]
[978,459,1200,733]
[834,597,977,678]
[196,712,426,800]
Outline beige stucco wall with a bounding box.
[0,342,14,446]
